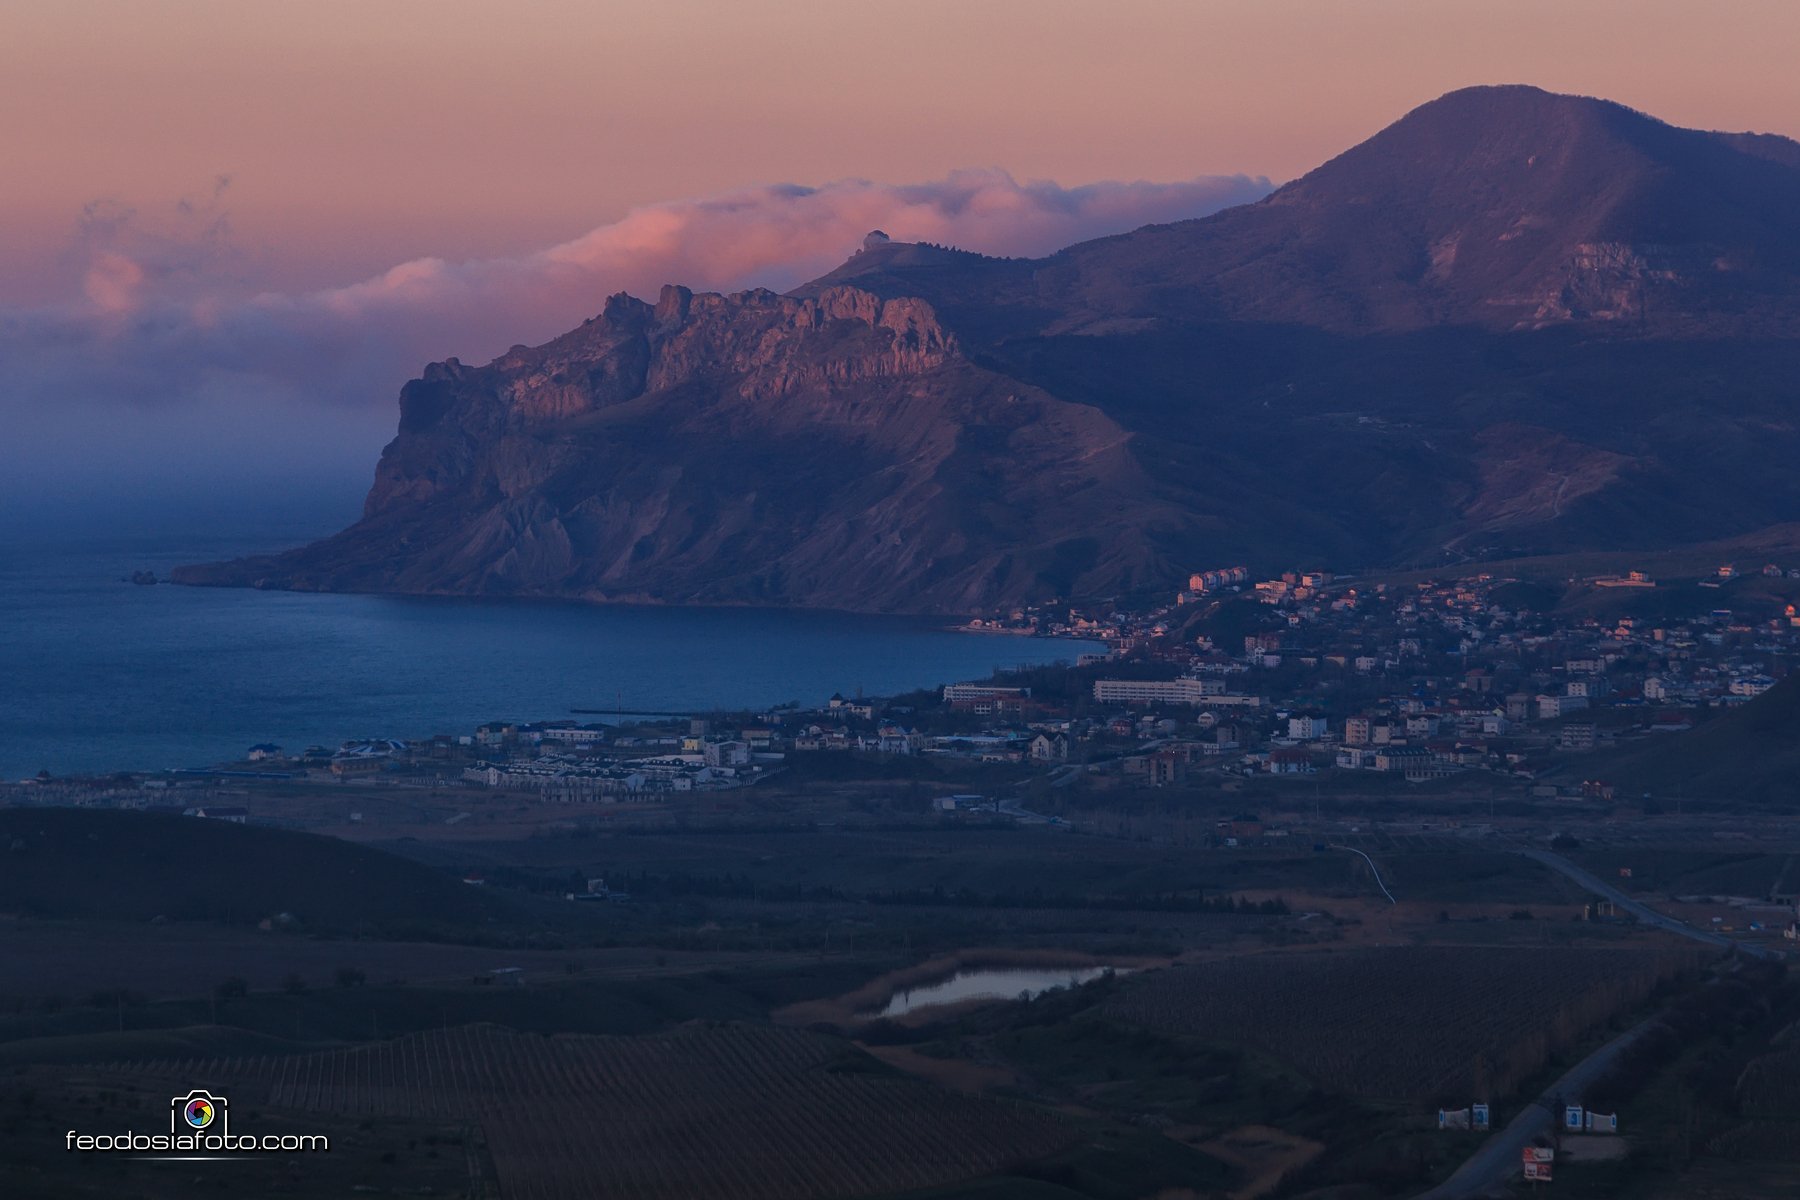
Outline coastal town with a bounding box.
[11,558,1799,821]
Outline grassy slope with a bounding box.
[0,807,509,933]
[1593,674,1800,805]
[1366,522,1800,592]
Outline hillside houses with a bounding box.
[1031,557,1798,793]
[944,603,1781,794]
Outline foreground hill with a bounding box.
[1599,674,1800,805]
[106,1023,1081,1200]
[179,86,1800,612]
[0,807,508,934]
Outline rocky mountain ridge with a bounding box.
[178,281,1191,610]
[178,86,1800,612]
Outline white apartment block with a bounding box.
[1092,677,1225,705]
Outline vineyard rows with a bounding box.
[1707,1119,1800,1163]
[1736,1043,1800,1117]
[121,1022,1076,1200]
[1106,945,1702,1103]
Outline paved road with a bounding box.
[1413,848,1780,1198]
[1520,848,1780,960]
[995,796,1058,825]
[1331,844,1397,904]
[1412,1012,1661,1199]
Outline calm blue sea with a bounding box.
[0,525,1089,778]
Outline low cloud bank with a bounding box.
[2,169,1271,530]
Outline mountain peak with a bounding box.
[1397,82,1629,119]
[787,237,1019,334]
[1029,84,1800,333]
[1274,84,1665,208]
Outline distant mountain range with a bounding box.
[176,86,1800,613]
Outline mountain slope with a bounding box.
[811,85,1800,336]
[177,286,1200,611]
[180,87,1800,612]
[0,807,507,931]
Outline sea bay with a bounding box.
[0,527,1092,778]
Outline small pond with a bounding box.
[867,966,1123,1018]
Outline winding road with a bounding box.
[1412,848,1781,1197]
[1331,844,1397,904]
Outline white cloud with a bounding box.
[0,168,1271,524]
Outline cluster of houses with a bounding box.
[404,550,1791,800]
[201,684,1088,802]
[456,719,774,799]
[1040,561,1800,789]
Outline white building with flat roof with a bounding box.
[1092,677,1224,705]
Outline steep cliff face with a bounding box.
[176,284,1194,611]
[358,285,958,520]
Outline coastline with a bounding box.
[4,547,1101,781]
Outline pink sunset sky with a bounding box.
[6,0,1800,525]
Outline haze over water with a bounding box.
[0,522,1092,779]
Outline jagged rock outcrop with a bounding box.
[177,284,1192,611]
